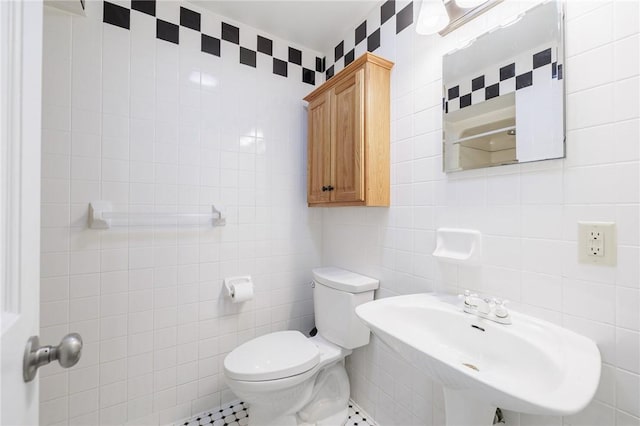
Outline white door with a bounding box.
[1,0,44,424]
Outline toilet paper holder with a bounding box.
[224,276,253,299]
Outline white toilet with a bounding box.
[223,267,379,426]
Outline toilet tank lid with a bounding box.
[312,267,379,293]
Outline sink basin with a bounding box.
[355,294,601,426]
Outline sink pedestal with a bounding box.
[443,388,497,426]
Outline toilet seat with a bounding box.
[224,330,320,382]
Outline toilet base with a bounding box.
[247,406,348,426]
[242,362,350,426]
[247,411,298,426]
[307,407,348,426]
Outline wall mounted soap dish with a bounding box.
[432,228,482,265]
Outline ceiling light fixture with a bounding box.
[416,0,450,35]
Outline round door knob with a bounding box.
[54,333,83,368]
[23,333,83,382]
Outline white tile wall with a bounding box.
[40,2,321,424]
[323,0,640,425]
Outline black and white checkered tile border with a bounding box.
[175,399,377,426]
[324,0,414,80]
[102,1,321,86]
[444,46,563,114]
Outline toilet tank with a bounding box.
[312,267,379,350]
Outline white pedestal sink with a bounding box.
[355,294,601,426]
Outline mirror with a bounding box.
[442,1,564,172]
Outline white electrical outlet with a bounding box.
[578,222,617,266]
[587,229,605,257]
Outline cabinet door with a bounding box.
[331,68,364,203]
[307,94,332,203]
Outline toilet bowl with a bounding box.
[223,267,379,426]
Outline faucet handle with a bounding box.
[493,299,510,318]
[458,289,470,300]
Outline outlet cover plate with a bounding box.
[578,221,617,266]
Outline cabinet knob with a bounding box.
[322,186,328,192]
[327,186,334,191]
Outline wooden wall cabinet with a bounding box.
[304,53,394,207]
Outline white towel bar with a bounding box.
[88,201,226,229]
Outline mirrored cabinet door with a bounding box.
[442,1,565,172]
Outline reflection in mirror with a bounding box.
[442,1,565,172]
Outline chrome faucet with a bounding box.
[460,290,511,325]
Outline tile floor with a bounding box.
[346,401,376,426]
[180,401,249,426]
[178,399,376,426]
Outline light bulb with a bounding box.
[416,0,450,35]
[456,0,488,8]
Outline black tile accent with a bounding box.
[273,58,288,77]
[103,2,130,30]
[558,64,563,80]
[316,57,323,72]
[131,0,155,17]
[485,83,500,100]
[472,75,485,91]
[516,71,533,89]
[201,34,220,56]
[396,2,413,34]
[552,61,558,78]
[322,57,326,72]
[533,47,552,69]
[460,93,472,108]
[355,21,367,45]
[448,85,459,100]
[221,22,239,44]
[368,28,381,52]
[240,47,256,67]
[326,65,335,80]
[157,19,179,44]
[180,7,200,31]
[335,41,344,62]
[381,0,395,25]
[500,63,515,80]
[303,68,315,85]
[257,36,272,55]
[289,47,302,65]
[345,49,355,66]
